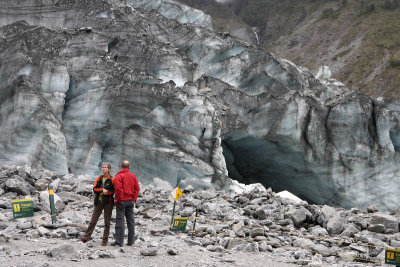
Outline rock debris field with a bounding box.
[0,166,399,267]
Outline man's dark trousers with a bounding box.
[115,200,135,245]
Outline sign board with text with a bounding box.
[171,217,188,231]
[11,199,34,219]
[386,248,400,265]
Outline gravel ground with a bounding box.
[0,237,298,267]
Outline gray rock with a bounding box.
[340,224,360,237]
[99,251,116,258]
[250,228,264,238]
[244,242,259,252]
[152,177,173,192]
[277,219,291,226]
[207,245,224,252]
[367,205,378,213]
[326,216,344,235]
[140,247,158,256]
[47,243,79,259]
[349,244,368,254]
[35,179,50,191]
[67,227,79,237]
[254,236,267,241]
[17,220,32,230]
[37,226,50,236]
[309,225,328,236]
[286,208,307,227]
[183,185,195,193]
[370,213,399,232]
[167,248,179,255]
[318,206,336,226]
[234,242,259,252]
[0,233,10,242]
[60,210,86,224]
[312,244,335,255]
[201,203,222,216]
[49,178,61,193]
[257,208,272,220]
[293,238,314,250]
[144,209,159,219]
[390,239,400,248]
[266,237,282,248]
[5,178,34,195]
[258,242,273,252]
[180,207,195,217]
[367,224,385,233]
[89,252,99,260]
[226,238,246,249]
[200,238,214,246]
[348,216,368,230]
[338,250,358,262]
[39,191,65,213]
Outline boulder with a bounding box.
[5,177,34,195]
[286,208,307,227]
[367,205,378,213]
[140,247,158,256]
[39,191,65,213]
[167,248,179,255]
[341,224,360,237]
[180,207,195,217]
[367,224,385,233]
[326,216,344,235]
[47,244,79,259]
[249,228,264,238]
[370,213,399,232]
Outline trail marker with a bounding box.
[48,186,57,224]
[170,186,182,201]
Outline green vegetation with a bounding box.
[320,8,341,19]
[390,51,400,67]
[181,0,400,99]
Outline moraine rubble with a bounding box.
[0,166,399,266]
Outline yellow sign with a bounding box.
[170,186,183,201]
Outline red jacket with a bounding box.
[114,168,140,204]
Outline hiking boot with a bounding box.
[80,238,89,243]
[111,241,122,247]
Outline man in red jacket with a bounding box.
[111,160,140,247]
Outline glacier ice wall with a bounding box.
[0,0,400,210]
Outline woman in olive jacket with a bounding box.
[80,163,115,246]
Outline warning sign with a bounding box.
[386,248,400,265]
[11,199,34,219]
[170,186,183,201]
[171,217,188,231]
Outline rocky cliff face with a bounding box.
[181,0,400,99]
[0,0,400,210]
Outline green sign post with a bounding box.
[48,186,57,224]
[385,248,400,266]
[171,217,188,231]
[11,199,34,219]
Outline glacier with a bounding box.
[0,0,399,210]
